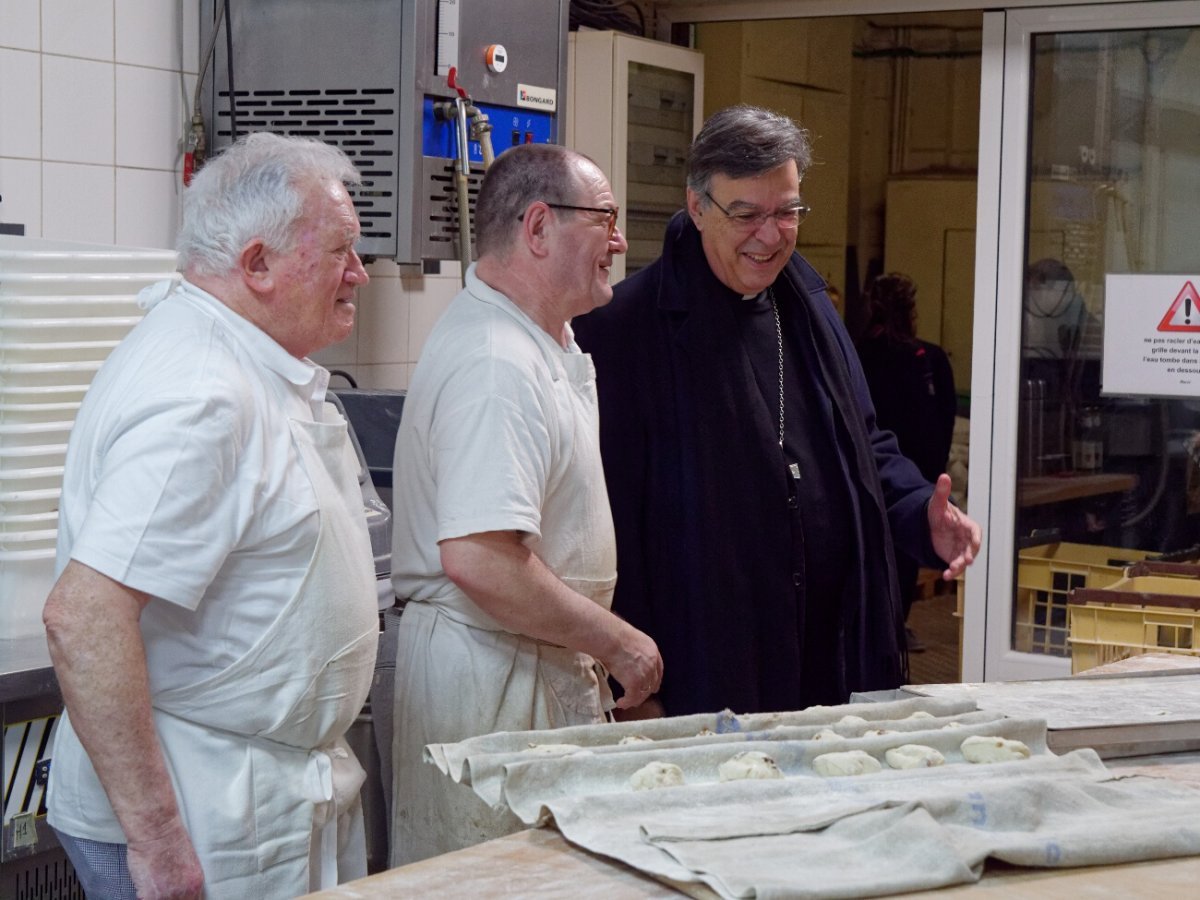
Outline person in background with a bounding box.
[855,272,959,650]
[573,104,980,719]
[1023,257,1089,360]
[43,132,378,899]
[388,143,662,865]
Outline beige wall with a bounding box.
[695,18,854,303]
[695,10,982,391]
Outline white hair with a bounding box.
[177,132,361,276]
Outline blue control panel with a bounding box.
[421,96,555,164]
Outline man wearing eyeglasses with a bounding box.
[387,143,662,865]
[574,105,980,719]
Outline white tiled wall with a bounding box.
[0,0,451,386]
[309,260,463,390]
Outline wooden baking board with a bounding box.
[904,668,1200,757]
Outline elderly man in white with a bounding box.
[44,132,378,900]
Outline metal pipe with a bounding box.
[453,97,473,283]
[469,105,495,169]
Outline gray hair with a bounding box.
[686,105,812,198]
[474,143,586,258]
[177,132,361,276]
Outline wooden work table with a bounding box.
[310,655,1200,899]
[309,825,1200,899]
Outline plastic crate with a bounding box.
[1068,572,1200,673]
[1014,542,1167,657]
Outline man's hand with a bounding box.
[44,562,204,899]
[599,625,663,711]
[441,532,664,711]
[126,817,204,900]
[927,473,981,580]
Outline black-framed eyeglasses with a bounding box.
[703,191,810,231]
[526,203,620,238]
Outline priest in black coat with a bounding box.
[573,105,981,717]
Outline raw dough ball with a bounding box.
[836,715,869,728]
[812,750,882,777]
[718,751,784,782]
[812,729,842,741]
[629,761,686,790]
[961,735,1031,763]
[618,735,652,745]
[906,711,936,720]
[885,744,946,769]
[524,743,583,755]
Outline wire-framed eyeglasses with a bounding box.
[703,191,811,231]
[535,203,620,238]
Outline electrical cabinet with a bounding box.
[567,32,703,281]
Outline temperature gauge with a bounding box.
[485,44,508,74]
[435,0,460,77]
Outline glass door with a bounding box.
[967,2,1200,682]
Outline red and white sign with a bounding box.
[1156,281,1200,332]
[1104,274,1200,397]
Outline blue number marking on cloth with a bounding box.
[967,791,988,827]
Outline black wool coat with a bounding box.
[574,211,941,716]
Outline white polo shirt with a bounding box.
[390,264,596,630]
[57,279,330,695]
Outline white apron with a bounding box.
[389,351,618,867]
[54,404,379,898]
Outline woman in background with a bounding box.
[856,273,958,650]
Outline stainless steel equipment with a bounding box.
[329,388,407,874]
[327,391,395,612]
[197,0,568,264]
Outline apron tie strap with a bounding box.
[304,737,367,890]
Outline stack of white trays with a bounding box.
[0,236,179,638]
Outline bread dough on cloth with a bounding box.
[812,749,882,777]
[630,761,686,790]
[718,751,784,782]
[885,744,945,769]
[961,735,1031,763]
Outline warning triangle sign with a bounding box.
[1157,281,1200,332]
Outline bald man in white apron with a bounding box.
[389,145,664,866]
